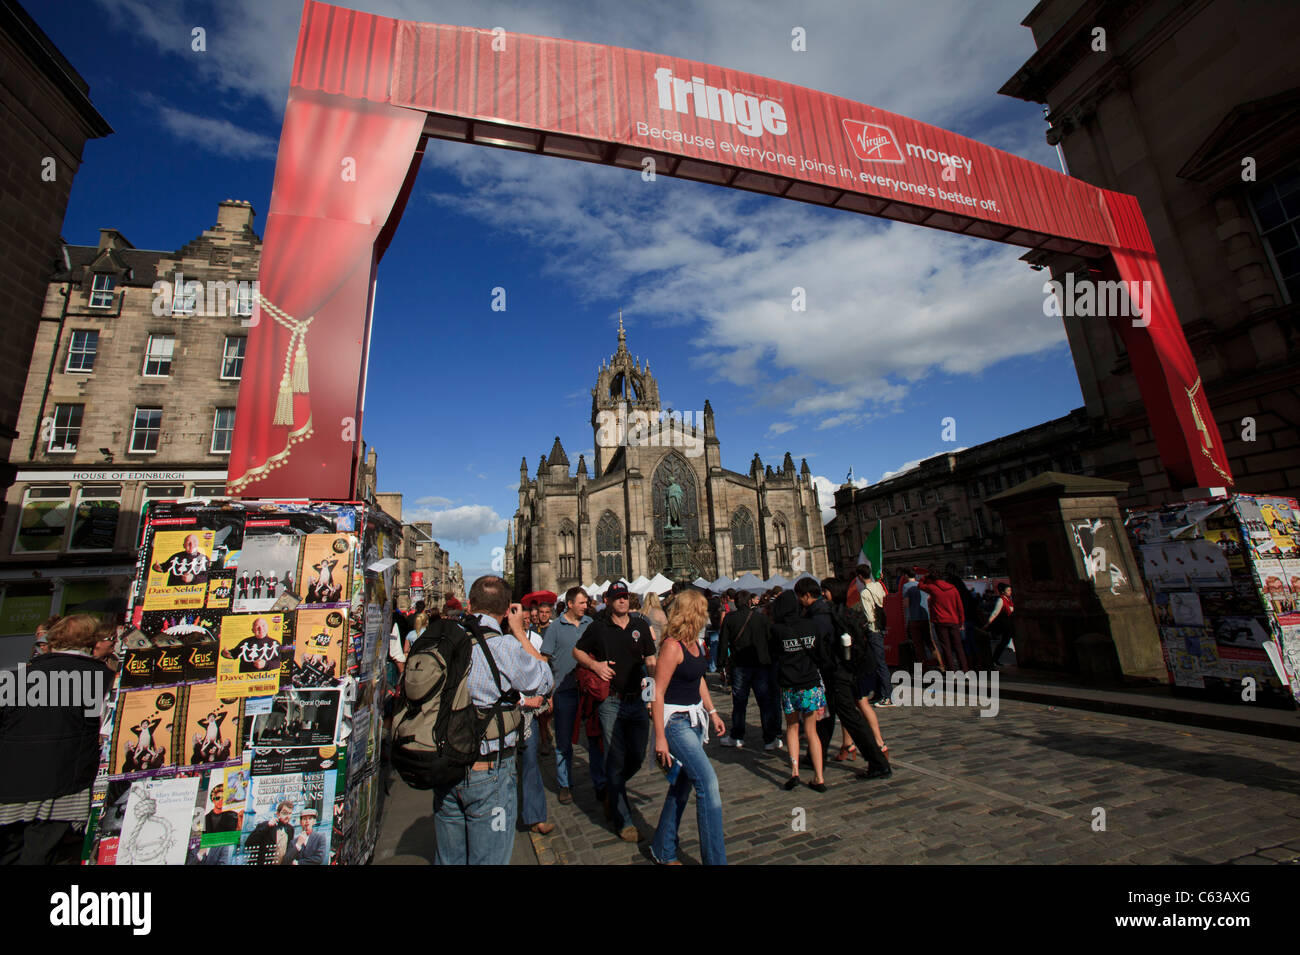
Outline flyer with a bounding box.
[1203,525,1247,573]
[181,682,243,767]
[249,687,343,748]
[233,530,302,613]
[1260,499,1299,557]
[236,770,336,865]
[193,771,244,863]
[117,775,200,866]
[300,533,354,605]
[216,613,286,698]
[251,747,340,776]
[291,609,347,688]
[111,687,181,776]
[143,528,216,611]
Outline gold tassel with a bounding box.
[274,374,294,426]
[292,336,309,393]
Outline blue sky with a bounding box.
[35,0,1085,583]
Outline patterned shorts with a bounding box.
[781,684,827,717]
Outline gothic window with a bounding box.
[773,513,790,570]
[651,452,700,542]
[596,511,623,580]
[558,522,576,581]
[731,507,757,572]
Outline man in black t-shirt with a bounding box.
[221,617,281,672]
[573,583,656,842]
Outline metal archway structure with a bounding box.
[227,0,1233,498]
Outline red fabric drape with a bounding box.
[1107,248,1234,490]
[228,89,425,498]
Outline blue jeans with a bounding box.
[729,665,781,743]
[651,716,727,865]
[867,629,890,698]
[706,630,719,672]
[519,718,547,826]
[433,756,517,865]
[597,696,649,830]
[551,686,607,791]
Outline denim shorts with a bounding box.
[781,684,827,717]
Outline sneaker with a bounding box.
[719,735,743,748]
[557,787,573,805]
[763,739,784,751]
[873,699,894,708]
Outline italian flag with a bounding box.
[860,520,883,579]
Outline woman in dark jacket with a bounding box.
[0,614,111,864]
[770,591,831,792]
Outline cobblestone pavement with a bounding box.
[527,683,1300,865]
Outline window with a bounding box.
[48,404,83,452]
[130,407,162,453]
[939,516,950,543]
[1247,161,1300,303]
[65,330,98,373]
[144,484,185,502]
[730,507,758,572]
[873,502,881,519]
[221,337,245,379]
[906,523,915,548]
[902,491,910,510]
[211,407,235,453]
[235,284,255,317]
[935,486,944,503]
[921,522,931,546]
[975,509,987,537]
[891,527,900,550]
[191,483,228,498]
[143,335,175,376]
[88,274,116,309]
[69,485,121,552]
[558,524,576,580]
[596,512,623,579]
[14,486,72,553]
[773,515,790,570]
[172,280,197,315]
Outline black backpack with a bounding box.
[830,605,878,679]
[390,615,521,790]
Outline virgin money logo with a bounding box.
[842,119,903,163]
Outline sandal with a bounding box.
[833,746,858,762]
[808,779,828,793]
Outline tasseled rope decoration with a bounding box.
[258,294,314,426]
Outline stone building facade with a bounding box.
[0,200,259,665]
[510,321,829,596]
[827,409,1100,582]
[1001,0,1300,507]
[0,0,111,510]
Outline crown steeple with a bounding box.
[591,311,662,476]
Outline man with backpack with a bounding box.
[716,590,782,751]
[797,577,891,780]
[428,575,553,865]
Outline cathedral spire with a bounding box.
[615,309,629,357]
[547,435,570,467]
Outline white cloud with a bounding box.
[767,422,795,437]
[879,448,968,482]
[812,474,869,526]
[157,107,278,160]
[415,495,454,508]
[404,504,509,545]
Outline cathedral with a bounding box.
[507,319,829,596]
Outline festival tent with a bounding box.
[647,573,674,595]
[628,575,652,595]
[764,574,793,590]
[692,577,711,588]
[733,572,766,593]
[791,572,819,587]
[708,575,734,593]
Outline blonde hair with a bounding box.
[46,614,102,651]
[665,590,707,646]
[413,612,429,635]
[643,592,663,613]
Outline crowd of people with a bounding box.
[393,558,1021,867]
